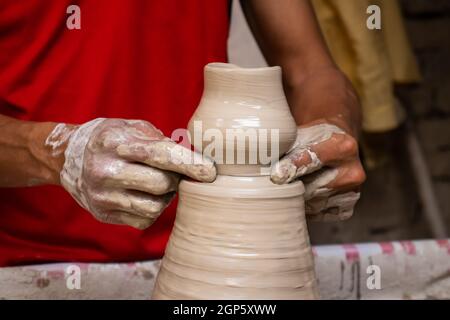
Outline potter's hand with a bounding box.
[54,118,216,229]
[271,122,365,221]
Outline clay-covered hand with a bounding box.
[54,118,216,229]
[271,122,365,221]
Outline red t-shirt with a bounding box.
[0,0,229,266]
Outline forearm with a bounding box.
[241,0,361,136]
[0,114,72,187]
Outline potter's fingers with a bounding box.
[89,189,174,219]
[271,133,355,184]
[311,133,359,166]
[306,191,360,222]
[116,141,216,182]
[103,163,179,195]
[325,159,366,191]
[270,147,322,185]
[290,123,346,150]
[303,160,365,200]
[303,168,339,200]
[124,190,175,219]
[97,210,154,230]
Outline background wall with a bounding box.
[397,0,450,227]
[228,0,450,244]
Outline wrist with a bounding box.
[29,122,77,185]
[284,66,361,137]
[59,118,105,202]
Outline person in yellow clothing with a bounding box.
[312,0,421,134]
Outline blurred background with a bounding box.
[228,0,450,244]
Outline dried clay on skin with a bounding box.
[45,123,78,157]
[59,118,106,210]
[302,166,360,221]
[271,124,360,221]
[271,124,345,184]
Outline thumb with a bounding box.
[271,146,323,184]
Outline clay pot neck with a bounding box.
[203,63,285,102]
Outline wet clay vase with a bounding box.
[152,63,319,299]
[188,63,298,176]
